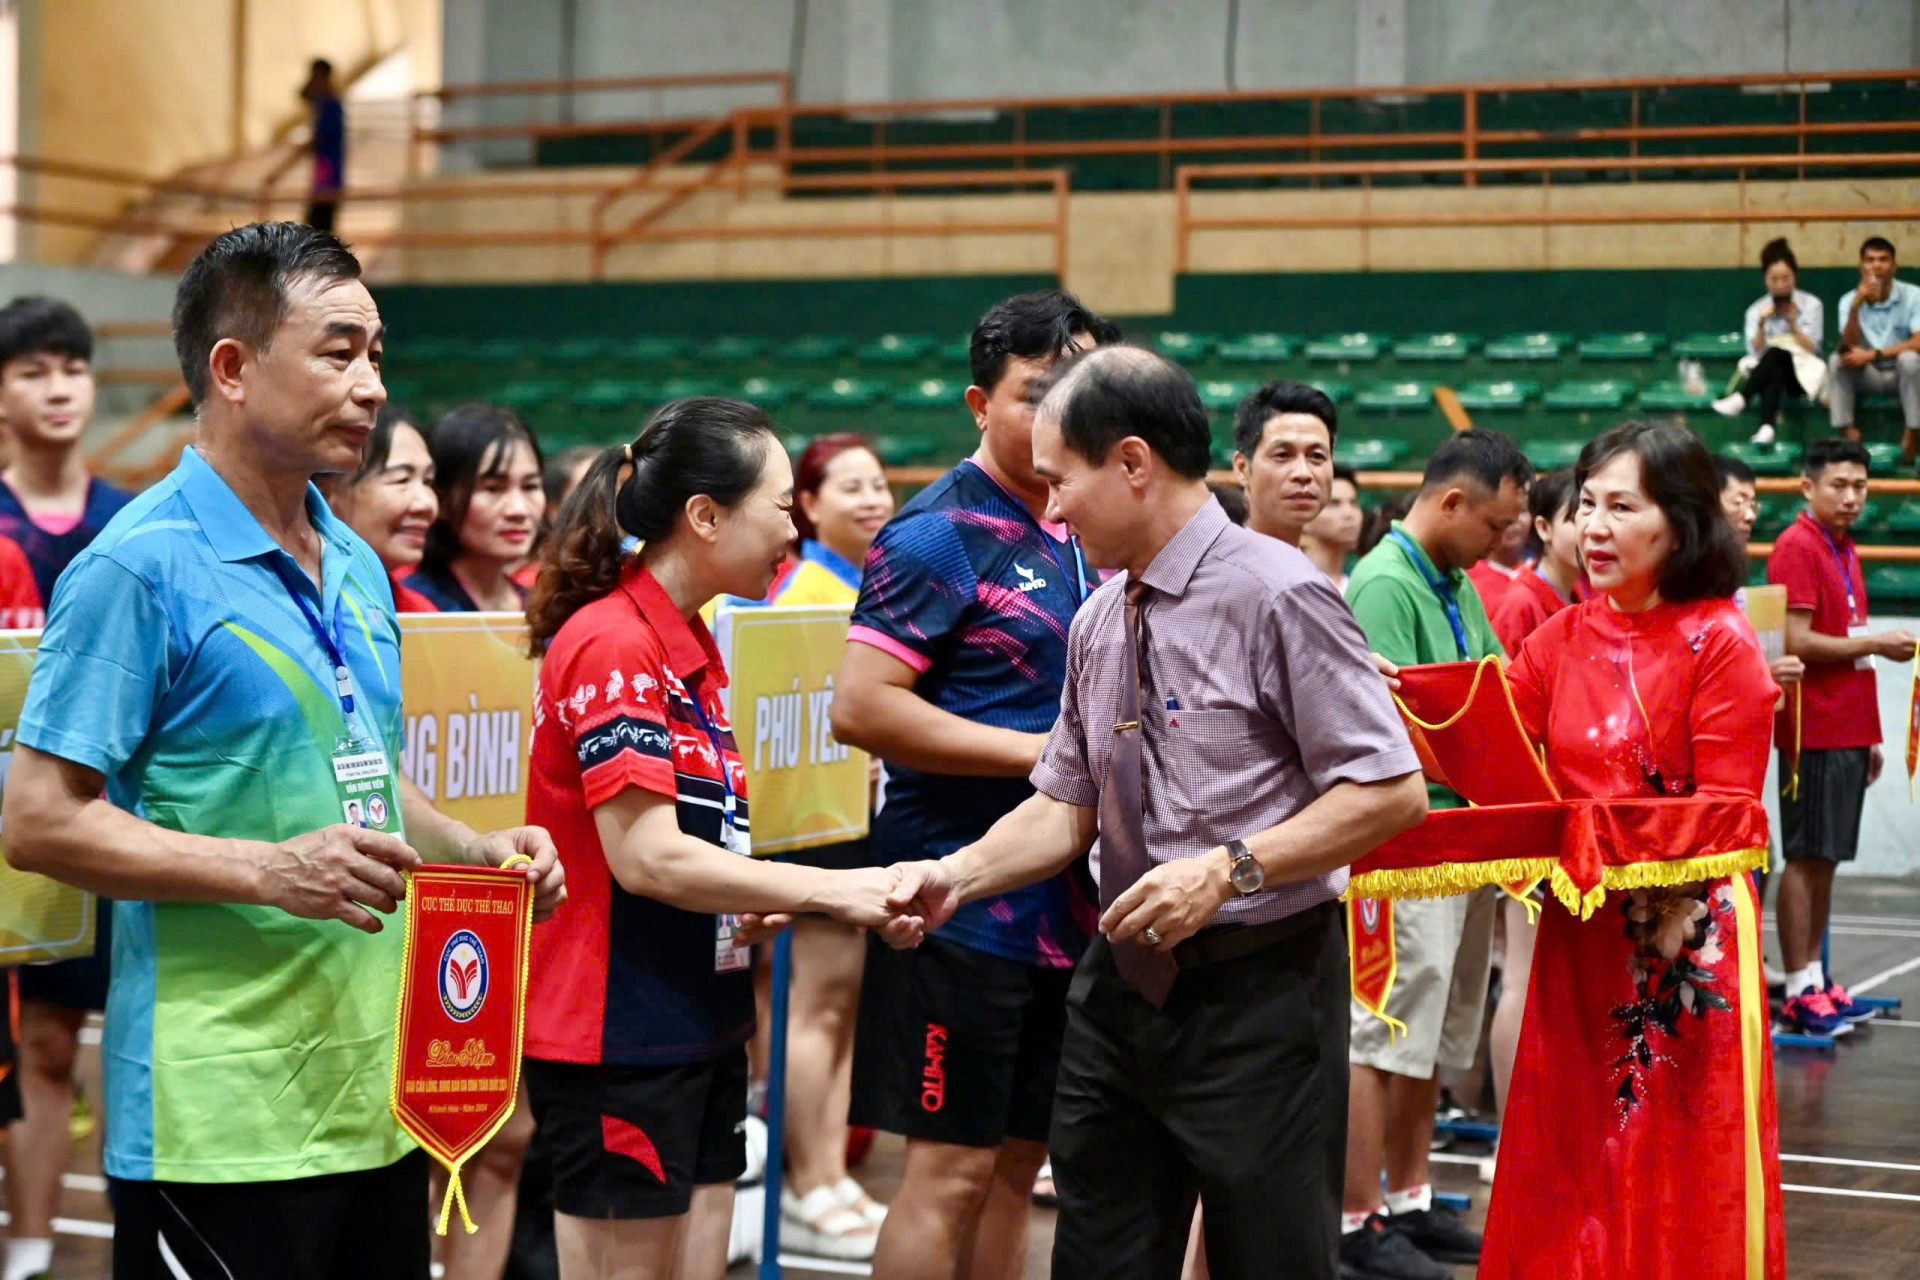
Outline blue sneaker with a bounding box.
[1824,980,1876,1023]
[1781,989,1853,1038]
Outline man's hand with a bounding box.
[253,825,422,933]
[732,913,794,948]
[1841,346,1877,369]
[879,859,960,948]
[1100,853,1233,951]
[1371,651,1403,692]
[1769,654,1805,688]
[464,826,567,922]
[810,866,928,932]
[1873,629,1919,661]
[1869,745,1885,786]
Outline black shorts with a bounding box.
[16,898,113,1011]
[850,932,1072,1148]
[110,1150,429,1280]
[525,1051,748,1219]
[1779,746,1871,863]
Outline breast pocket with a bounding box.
[1160,706,1272,816]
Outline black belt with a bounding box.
[1171,900,1333,971]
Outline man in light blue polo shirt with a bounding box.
[1832,234,1920,469]
[0,222,564,1279]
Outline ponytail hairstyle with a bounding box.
[526,396,778,654]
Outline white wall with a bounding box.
[445,0,1920,108]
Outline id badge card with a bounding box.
[714,803,752,972]
[333,735,402,833]
[1851,620,1874,671]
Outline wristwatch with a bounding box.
[1226,839,1265,895]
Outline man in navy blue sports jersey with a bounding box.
[832,289,1119,1280]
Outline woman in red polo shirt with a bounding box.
[522,397,914,1280]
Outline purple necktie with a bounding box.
[1098,578,1178,1007]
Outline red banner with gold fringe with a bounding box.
[391,862,533,1235]
[1348,897,1406,1037]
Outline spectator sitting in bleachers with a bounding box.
[1300,464,1364,590]
[1713,237,1825,448]
[1830,236,1920,471]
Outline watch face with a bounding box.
[1231,856,1265,894]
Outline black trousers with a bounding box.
[1049,902,1348,1280]
[111,1150,429,1280]
[1745,345,1805,426]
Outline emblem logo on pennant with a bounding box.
[439,929,489,1022]
[1358,898,1382,933]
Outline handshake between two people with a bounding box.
[728,859,962,950]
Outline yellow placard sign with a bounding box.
[398,614,538,835]
[0,631,97,965]
[716,605,871,856]
[1742,584,1787,664]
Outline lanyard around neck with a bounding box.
[271,559,356,718]
[1387,528,1470,660]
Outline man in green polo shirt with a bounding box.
[2,223,565,1279]
[1337,429,1530,1280]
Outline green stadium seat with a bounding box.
[1485,332,1569,362]
[1720,439,1803,476]
[892,378,960,411]
[1853,497,1888,537]
[548,337,609,365]
[1866,441,1907,472]
[1216,333,1296,363]
[805,377,887,409]
[1306,333,1382,363]
[1672,332,1746,361]
[1525,439,1588,470]
[1455,380,1538,411]
[1354,381,1434,412]
[856,334,934,364]
[1863,563,1920,604]
[1394,333,1477,362]
[660,377,725,400]
[1577,333,1662,360]
[475,338,530,366]
[405,337,463,365]
[775,336,850,362]
[1335,438,1412,470]
[620,337,689,364]
[1197,379,1258,413]
[1887,498,1920,536]
[936,335,972,367]
[570,379,648,411]
[1309,378,1353,403]
[871,433,946,466]
[496,379,567,413]
[1636,380,1713,412]
[1545,379,1634,411]
[1154,332,1215,361]
[736,377,797,407]
[696,336,764,362]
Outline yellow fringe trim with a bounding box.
[1344,858,1559,903]
[1549,848,1771,920]
[1503,876,1545,924]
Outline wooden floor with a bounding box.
[23,875,1920,1278]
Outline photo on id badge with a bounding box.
[334,734,400,832]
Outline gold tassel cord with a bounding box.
[437,1161,478,1236]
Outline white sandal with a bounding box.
[834,1175,888,1228]
[781,1184,879,1260]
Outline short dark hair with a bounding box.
[1712,454,1757,490]
[311,58,334,77]
[969,289,1120,393]
[1524,466,1575,557]
[1420,429,1533,496]
[422,403,545,571]
[1804,436,1872,478]
[1759,237,1798,275]
[1035,346,1212,481]
[1232,379,1339,459]
[1210,480,1249,525]
[1331,463,1359,491]
[1861,236,1896,259]
[1575,420,1744,602]
[0,296,93,368]
[171,221,363,405]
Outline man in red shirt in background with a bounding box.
[1466,502,1530,616]
[1767,438,1915,1037]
